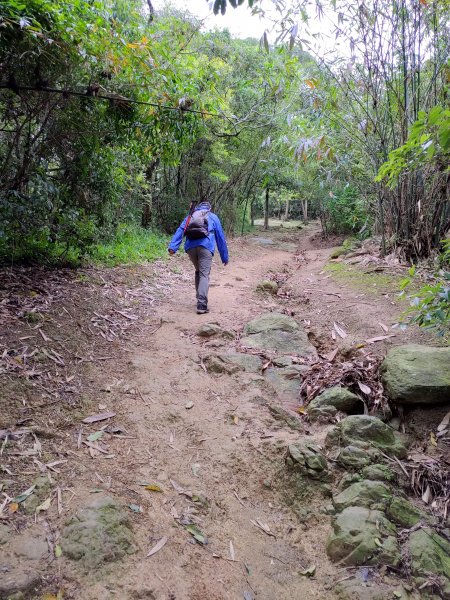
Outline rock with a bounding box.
[197,323,234,339]
[22,475,53,515]
[326,415,407,458]
[387,497,426,528]
[286,442,330,481]
[265,365,309,399]
[268,405,302,430]
[0,569,40,599]
[408,528,450,591]
[335,579,419,600]
[0,523,11,545]
[241,313,316,358]
[380,344,450,406]
[309,386,362,414]
[361,464,395,482]
[256,280,278,294]
[338,445,372,469]
[338,473,361,490]
[327,506,400,567]
[61,495,136,568]
[204,352,262,374]
[332,480,392,512]
[308,405,338,422]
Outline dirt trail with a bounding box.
[70,230,335,599]
[2,223,435,600]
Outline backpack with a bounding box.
[185,209,210,240]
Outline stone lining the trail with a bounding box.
[308,386,362,414]
[380,344,450,406]
[327,506,401,567]
[326,415,408,459]
[61,495,136,569]
[241,312,317,358]
[204,352,262,374]
[286,442,330,481]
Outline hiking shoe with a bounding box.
[196,304,209,314]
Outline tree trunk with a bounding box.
[264,188,269,230]
[284,198,289,221]
[302,199,308,223]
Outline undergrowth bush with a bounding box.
[399,239,450,338]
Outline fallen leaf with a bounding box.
[36,497,51,513]
[54,544,62,558]
[184,523,207,545]
[437,410,450,432]
[374,537,383,548]
[429,432,437,447]
[422,486,432,504]
[145,484,163,492]
[366,334,396,344]
[333,322,347,339]
[378,322,389,333]
[128,504,142,513]
[147,536,168,557]
[82,411,115,424]
[8,502,19,513]
[232,415,239,425]
[325,347,339,362]
[87,430,104,442]
[229,540,235,561]
[250,519,276,537]
[357,382,371,395]
[296,406,306,415]
[13,484,36,504]
[300,564,316,577]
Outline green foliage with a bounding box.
[399,241,450,337]
[321,186,370,237]
[376,106,450,186]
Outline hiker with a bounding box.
[168,201,229,314]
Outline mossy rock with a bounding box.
[197,323,234,339]
[361,464,395,482]
[327,506,400,567]
[387,496,426,528]
[332,480,392,512]
[326,415,407,459]
[408,528,450,584]
[286,442,330,481]
[241,313,317,358]
[309,386,362,414]
[308,404,338,422]
[380,344,450,406]
[61,495,136,568]
[268,405,302,430]
[265,365,308,399]
[338,445,373,469]
[256,280,278,294]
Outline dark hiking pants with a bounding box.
[187,246,213,306]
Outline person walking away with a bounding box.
[168,201,229,314]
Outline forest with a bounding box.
[1,0,448,262]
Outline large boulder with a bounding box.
[241,313,316,358]
[264,365,309,399]
[380,344,450,406]
[408,528,450,597]
[61,496,136,568]
[327,506,400,567]
[332,480,392,512]
[326,415,407,458]
[309,386,362,414]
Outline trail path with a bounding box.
[2,223,434,600]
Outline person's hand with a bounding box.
[168,249,175,255]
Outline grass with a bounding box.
[325,261,404,294]
[87,225,169,266]
[0,224,169,268]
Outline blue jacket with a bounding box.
[168,205,229,264]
